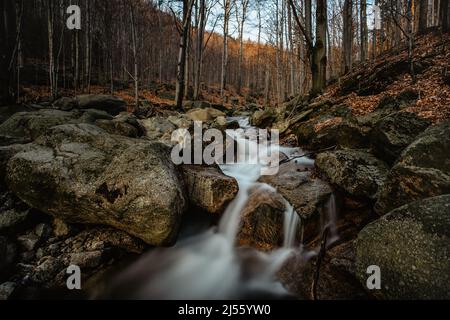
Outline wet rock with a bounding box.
[17,231,41,251]
[77,109,113,123]
[260,161,332,241]
[70,250,103,268]
[214,116,228,128]
[316,150,388,200]
[30,256,63,284]
[139,116,176,144]
[0,104,36,125]
[95,113,144,138]
[53,97,77,111]
[279,240,367,300]
[356,195,450,299]
[0,282,17,300]
[181,165,239,214]
[0,144,43,183]
[292,104,366,150]
[370,111,431,164]
[182,100,210,111]
[75,95,127,115]
[0,109,78,144]
[250,109,276,128]
[6,123,186,245]
[0,209,30,232]
[186,108,226,122]
[261,161,332,219]
[237,186,298,250]
[0,236,17,276]
[52,218,71,238]
[375,120,450,214]
[168,114,193,129]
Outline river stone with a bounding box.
[75,95,127,115]
[5,123,186,245]
[186,108,226,122]
[250,109,277,128]
[355,195,450,299]
[237,187,289,250]
[279,240,367,299]
[316,150,389,200]
[0,109,78,144]
[375,120,450,214]
[0,282,17,300]
[181,165,238,214]
[294,115,367,150]
[259,160,332,242]
[260,161,332,220]
[139,116,176,144]
[95,113,144,138]
[370,111,431,164]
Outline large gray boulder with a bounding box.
[53,95,127,115]
[260,160,333,241]
[75,95,127,115]
[316,150,389,200]
[181,165,238,214]
[0,109,78,145]
[375,120,450,214]
[5,123,187,245]
[370,111,430,164]
[356,195,450,299]
[237,186,290,250]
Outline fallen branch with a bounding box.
[310,226,329,300]
[279,145,337,165]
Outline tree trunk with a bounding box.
[193,0,206,100]
[220,0,231,99]
[0,0,16,104]
[311,0,327,96]
[130,5,138,108]
[441,0,449,32]
[343,0,353,74]
[47,0,55,99]
[418,0,429,33]
[175,0,194,109]
[360,0,368,61]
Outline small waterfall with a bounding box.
[105,117,320,300]
[324,194,339,246]
[282,202,300,248]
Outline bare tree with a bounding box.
[220,0,232,99]
[343,0,353,73]
[175,0,195,109]
[360,0,369,61]
[234,0,249,95]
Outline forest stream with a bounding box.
[98,117,338,299]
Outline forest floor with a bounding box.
[321,30,449,124]
[17,31,449,124]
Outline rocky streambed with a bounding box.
[0,93,449,300]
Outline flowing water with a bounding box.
[105,117,337,300]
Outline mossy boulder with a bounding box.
[5,124,187,245]
[375,120,450,214]
[316,150,389,200]
[356,195,450,299]
[370,111,431,165]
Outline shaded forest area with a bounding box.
[1,0,448,109]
